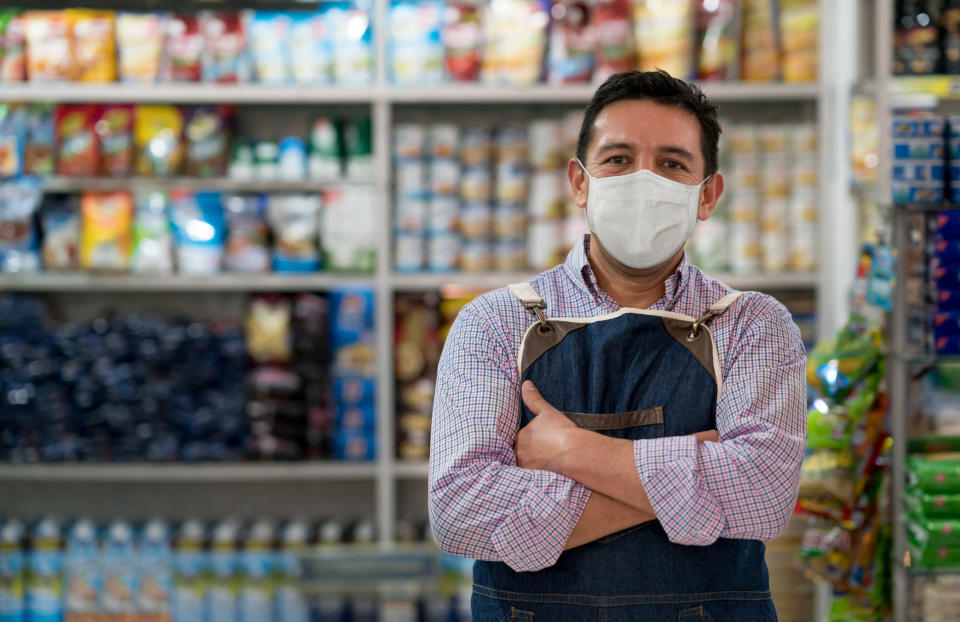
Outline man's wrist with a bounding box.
[552,427,594,478]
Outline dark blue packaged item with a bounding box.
[892,182,944,203]
[952,182,960,204]
[948,114,960,138]
[328,289,376,378]
[933,263,960,288]
[932,311,960,337]
[933,236,960,262]
[335,402,376,432]
[333,430,376,460]
[934,335,960,354]
[932,210,960,237]
[893,115,945,138]
[950,140,960,160]
[893,138,945,159]
[893,161,945,181]
[936,289,960,310]
[332,376,376,406]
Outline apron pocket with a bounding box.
[563,407,664,439]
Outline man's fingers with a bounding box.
[521,380,552,415]
[692,429,719,443]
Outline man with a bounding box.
[428,71,806,621]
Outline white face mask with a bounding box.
[578,160,708,270]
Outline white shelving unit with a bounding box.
[0,0,846,565]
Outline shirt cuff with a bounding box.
[490,476,591,572]
[634,435,723,546]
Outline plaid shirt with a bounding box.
[428,234,807,572]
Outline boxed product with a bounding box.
[333,429,376,460]
[329,288,376,378]
[80,190,133,272]
[907,454,960,493]
[223,193,270,273]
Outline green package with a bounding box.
[906,454,960,494]
[908,528,960,568]
[908,436,960,455]
[904,489,960,519]
[906,516,960,548]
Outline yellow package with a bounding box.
[632,0,695,79]
[116,12,164,82]
[779,0,819,83]
[67,9,116,82]
[23,11,72,81]
[81,191,133,271]
[740,0,779,82]
[135,105,184,177]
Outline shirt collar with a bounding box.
[564,234,689,311]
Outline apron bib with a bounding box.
[472,283,777,622]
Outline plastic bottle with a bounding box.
[239,519,275,622]
[206,520,239,622]
[138,519,173,618]
[172,519,206,622]
[0,519,25,622]
[26,517,62,622]
[101,520,139,616]
[274,520,309,622]
[64,519,101,618]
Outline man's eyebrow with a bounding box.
[659,146,696,162]
[595,142,636,155]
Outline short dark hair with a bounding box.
[576,70,721,177]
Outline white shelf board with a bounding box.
[394,461,430,479]
[0,82,378,104]
[43,177,371,193]
[0,462,379,482]
[391,271,819,292]
[0,272,375,292]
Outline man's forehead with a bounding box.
[591,100,701,152]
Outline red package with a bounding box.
[443,4,483,81]
[0,13,26,81]
[202,12,246,83]
[96,104,133,176]
[164,14,204,81]
[592,0,634,83]
[56,104,99,176]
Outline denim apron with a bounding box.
[471,283,777,622]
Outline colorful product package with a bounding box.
[26,518,63,622]
[290,11,333,84]
[322,185,377,273]
[443,3,483,81]
[0,104,26,178]
[547,1,595,85]
[329,288,376,377]
[64,519,101,618]
[164,14,204,81]
[102,521,139,616]
[0,178,42,273]
[184,105,232,177]
[131,190,174,274]
[697,0,738,80]
[116,12,165,82]
[278,136,307,180]
[248,11,291,84]
[309,117,342,179]
[80,190,133,271]
[268,193,322,272]
[779,0,819,82]
[138,520,173,618]
[135,104,184,177]
[172,520,206,622]
[274,521,310,622]
[907,454,960,493]
[67,9,116,82]
[632,0,695,79]
[333,429,377,460]
[389,0,445,86]
[23,11,72,81]
[0,519,25,622]
[592,0,634,82]
[56,104,99,176]
[206,521,239,622]
[322,2,374,85]
[0,11,26,81]
[740,0,780,81]
[482,0,550,86]
[170,190,226,274]
[202,12,247,83]
[24,103,54,176]
[238,520,275,622]
[40,194,80,270]
[96,104,134,177]
[223,193,270,273]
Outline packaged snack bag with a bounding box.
[224,193,270,273]
[170,190,226,274]
[24,103,54,176]
[0,11,26,81]
[592,0,634,82]
[67,9,116,82]
[740,0,780,81]
[389,0,445,85]
[131,190,174,274]
[0,178,42,273]
[96,104,134,177]
[40,193,80,270]
[322,2,374,85]
[164,14,204,82]
[697,0,738,80]
[482,0,550,86]
[184,105,232,177]
[80,190,133,271]
[249,11,291,84]
[547,1,594,85]
[290,11,333,84]
[268,193,322,272]
[0,104,26,178]
[23,11,72,81]
[202,12,247,83]
[443,3,482,81]
[116,12,164,82]
[135,104,184,177]
[56,104,99,177]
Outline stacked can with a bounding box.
[527,118,567,271]
[891,114,946,204]
[394,123,429,272]
[427,124,461,271]
[459,125,494,272]
[726,124,762,274]
[492,126,530,271]
[788,123,818,272]
[758,125,791,273]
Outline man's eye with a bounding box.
[607,156,627,165]
[664,160,685,170]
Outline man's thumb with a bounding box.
[521,380,548,415]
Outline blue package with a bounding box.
[933,263,960,289]
[26,518,62,622]
[335,402,376,432]
[290,12,333,85]
[932,209,960,236]
[893,115,945,138]
[0,105,26,179]
[267,194,321,272]
[949,139,960,160]
[891,182,944,203]
[322,1,374,85]
[389,0,445,86]
[949,115,960,138]
[951,182,960,203]
[173,521,207,622]
[936,289,960,310]
[933,236,960,262]
[332,376,376,406]
[333,429,376,460]
[138,520,173,618]
[328,289,375,349]
[0,177,42,273]
[0,519,25,622]
[893,138,945,159]
[893,161,946,181]
[170,191,227,274]
[934,335,960,355]
[932,311,960,337]
[249,12,292,84]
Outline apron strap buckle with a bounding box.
[508,282,552,335]
[691,291,745,337]
[524,300,552,334]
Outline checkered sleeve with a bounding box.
[428,302,592,572]
[633,294,807,546]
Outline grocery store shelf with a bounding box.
[0,462,379,482]
[43,176,371,193]
[0,272,375,292]
[893,202,959,213]
[0,82,379,104]
[391,271,819,292]
[394,461,430,479]
[891,75,960,98]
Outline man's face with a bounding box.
[568,98,723,223]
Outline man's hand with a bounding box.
[515,381,580,471]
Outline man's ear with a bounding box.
[697,171,724,221]
[568,158,588,210]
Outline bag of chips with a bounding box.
[0,104,26,178]
[41,193,80,270]
[135,105,184,177]
[80,190,133,271]
[56,104,99,177]
[202,12,247,83]
[67,9,116,82]
[164,13,204,82]
[0,11,26,81]
[131,190,174,274]
[0,178,42,273]
[116,12,164,82]
[24,103,54,176]
[23,11,72,81]
[96,104,134,177]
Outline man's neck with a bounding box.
[587,239,684,309]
